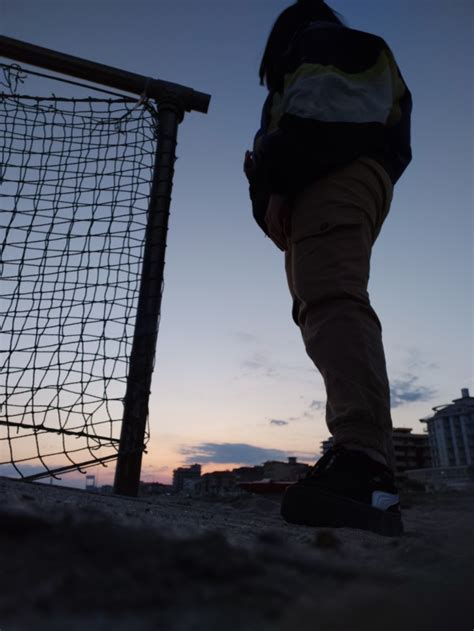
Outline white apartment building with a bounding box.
[420,388,474,467]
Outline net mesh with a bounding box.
[0,62,157,480]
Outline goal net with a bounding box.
[0,62,157,481]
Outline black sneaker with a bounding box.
[281,445,403,537]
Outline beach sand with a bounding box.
[0,475,472,630]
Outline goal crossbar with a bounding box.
[0,35,210,114]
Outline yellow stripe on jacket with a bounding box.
[266,48,406,132]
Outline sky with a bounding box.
[1,0,473,487]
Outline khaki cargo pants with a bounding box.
[268,157,396,472]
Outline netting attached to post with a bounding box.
[0,62,158,480]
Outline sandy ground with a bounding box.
[0,476,473,631]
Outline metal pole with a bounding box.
[113,93,184,497]
[0,36,210,114]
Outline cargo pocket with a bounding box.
[290,205,372,246]
[264,195,293,251]
[288,205,373,305]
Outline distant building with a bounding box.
[192,458,310,497]
[99,485,113,494]
[392,428,432,471]
[403,465,474,491]
[85,474,98,492]
[182,477,201,494]
[232,465,264,483]
[194,470,237,496]
[172,463,201,493]
[139,482,173,496]
[400,389,474,491]
[320,428,431,472]
[420,388,474,467]
[321,438,334,456]
[263,457,310,481]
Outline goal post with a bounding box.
[113,99,183,497]
[0,36,211,496]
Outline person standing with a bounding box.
[244,0,412,536]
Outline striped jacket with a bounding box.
[250,20,412,235]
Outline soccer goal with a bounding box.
[0,36,210,496]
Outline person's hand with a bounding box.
[265,194,292,251]
[243,150,257,184]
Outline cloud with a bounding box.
[295,399,326,420]
[235,331,319,380]
[390,375,436,408]
[179,442,289,465]
[310,400,325,411]
[233,331,259,344]
[232,331,276,377]
[403,347,439,373]
[269,419,289,426]
[0,463,46,478]
[241,352,279,378]
[143,464,170,473]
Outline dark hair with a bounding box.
[259,0,345,91]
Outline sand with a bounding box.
[0,475,472,630]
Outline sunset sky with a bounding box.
[1,0,472,487]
